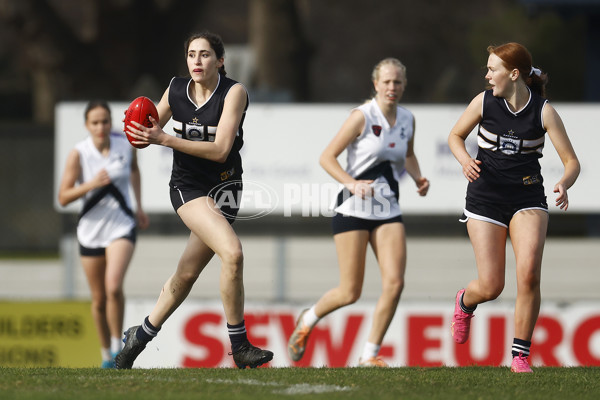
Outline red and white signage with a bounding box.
[125,301,600,368]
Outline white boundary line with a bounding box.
[205,378,354,395]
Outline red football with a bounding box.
[123,96,159,149]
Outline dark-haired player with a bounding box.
[58,100,149,368]
[116,31,272,369]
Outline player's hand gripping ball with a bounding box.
[123,96,158,149]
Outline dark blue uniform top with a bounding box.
[467,89,548,204]
[168,75,246,191]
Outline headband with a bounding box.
[529,66,542,77]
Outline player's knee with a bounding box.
[220,245,244,267]
[341,287,362,305]
[518,269,541,291]
[384,278,404,298]
[91,297,107,313]
[481,283,504,301]
[105,284,123,300]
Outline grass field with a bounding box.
[1,366,600,400]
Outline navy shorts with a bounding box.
[170,181,242,224]
[461,198,548,228]
[331,213,404,235]
[79,228,137,257]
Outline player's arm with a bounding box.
[161,84,245,162]
[58,149,110,206]
[448,92,484,182]
[404,117,429,196]
[130,85,245,163]
[543,103,580,210]
[319,109,373,198]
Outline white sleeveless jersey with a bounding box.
[75,133,136,248]
[333,99,414,220]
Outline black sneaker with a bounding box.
[230,341,273,369]
[115,326,147,369]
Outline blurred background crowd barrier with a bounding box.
[2,0,600,256]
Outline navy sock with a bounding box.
[460,292,477,313]
[135,316,160,343]
[228,320,248,353]
[512,338,531,358]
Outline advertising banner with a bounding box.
[3,300,598,368]
[126,300,600,368]
[0,302,99,367]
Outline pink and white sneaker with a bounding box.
[451,289,474,344]
[511,353,533,373]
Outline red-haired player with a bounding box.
[448,42,580,373]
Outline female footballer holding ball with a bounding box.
[116,31,273,369]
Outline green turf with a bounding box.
[1,366,599,400]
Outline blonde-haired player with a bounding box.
[288,58,429,367]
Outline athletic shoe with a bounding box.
[230,341,273,369]
[358,356,389,367]
[451,289,474,344]
[287,309,312,361]
[101,359,115,369]
[115,326,146,369]
[511,353,533,373]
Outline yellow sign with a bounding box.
[0,301,99,367]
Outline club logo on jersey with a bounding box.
[389,142,396,148]
[499,136,520,155]
[186,121,205,140]
[372,125,382,136]
[399,127,406,139]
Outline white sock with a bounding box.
[361,342,381,360]
[101,347,111,361]
[110,337,122,354]
[301,306,320,328]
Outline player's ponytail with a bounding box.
[527,67,548,98]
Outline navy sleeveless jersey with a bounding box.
[467,89,548,204]
[168,75,246,190]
